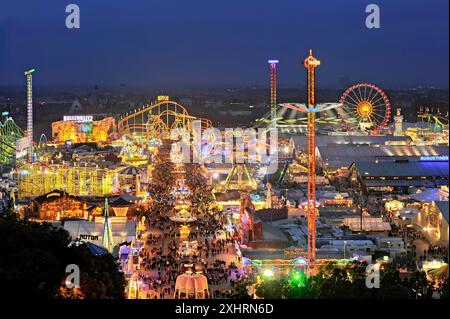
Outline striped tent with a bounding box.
[119,166,143,175]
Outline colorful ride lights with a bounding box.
[262,269,274,278]
[24,68,36,76]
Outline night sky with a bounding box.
[0,0,448,88]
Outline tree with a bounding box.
[227,279,254,299]
[0,214,126,299]
[255,278,285,299]
[407,270,433,299]
[283,273,317,299]
[372,262,410,299]
[310,262,364,299]
[252,262,433,299]
[437,278,449,299]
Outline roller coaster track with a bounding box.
[418,113,449,133]
[117,99,212,139]
[0,139,16,156]
[0,117,23,165]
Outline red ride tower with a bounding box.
[281,50,340,276]
[304,49,320,276]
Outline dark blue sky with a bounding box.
[0,0,448,88]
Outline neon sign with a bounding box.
[420,155,448,162]
[63,115,93,122]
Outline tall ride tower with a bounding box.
[280,50,340,276]
[394,108,404,136]
[24,68,35,162]
[102,198,114,252]
[303,49,320,276]
[268,60,279,129]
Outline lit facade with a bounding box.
[415,201,449,246]
[18,162,115,198]
[30,190,88,220]
[52,116,116,144]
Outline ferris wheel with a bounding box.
[338,83,391,133]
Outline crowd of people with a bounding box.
[130,149,242,299]
[425,244,448,260]
[135,212,241,299]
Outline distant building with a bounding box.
[180,98,193,107]
[290,135,413,154]
[68,99,83,114]
[321,239,377,258]
[52,116,116,144]
[318,145,448,171]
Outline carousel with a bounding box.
[174,265,209,299]
[169,208,197,223]
[169,208,197,241]
[178,240,199,258]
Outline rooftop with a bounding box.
[319,145,448,168]
[291,135,412,150]
[435,201,449,225]
[352,160,449,178]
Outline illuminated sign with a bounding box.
[47,192,61,198]
[16,149,27,159]
[420,155,448,162]
[157,95,170,102]
[15,136,32,159]
[16,136,32,150]
[79,234,99,241]
[284,248,306,256]
[63,115,93,122]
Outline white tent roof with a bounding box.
[343,217,391,232]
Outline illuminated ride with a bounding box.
[118,138,149,163]
[417,107,449,133]
[269,60,279,129]
[338,83,391,134]
[0,116,24,165]
[17,162,116,198]
[174,270,209,299]
[25,68,35,162]
[221,163,257,192]
[280,49,341,276]
[38,134,48,148]
[117,96,212,140]
[34,134,51,163]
